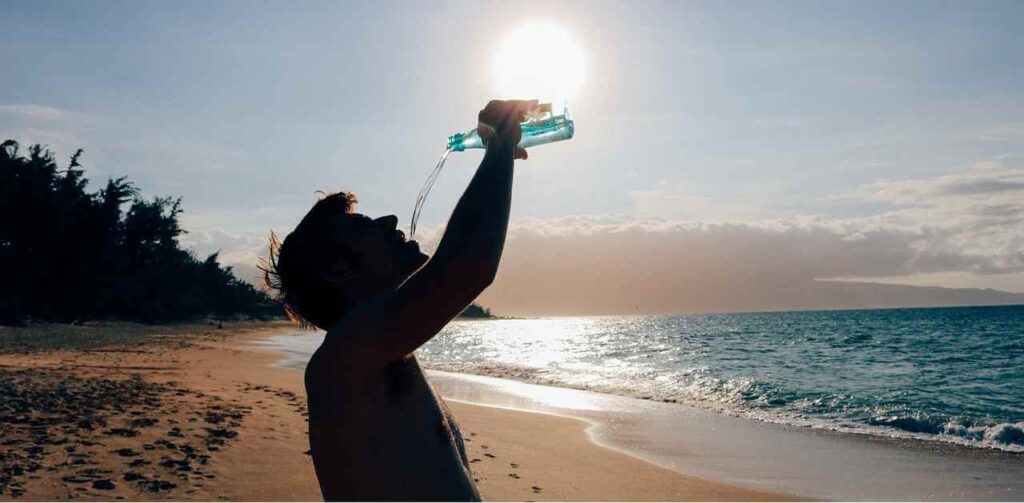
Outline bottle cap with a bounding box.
[447,132,467,152]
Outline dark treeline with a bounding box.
[0,140,283,325]
[459,303,494,319]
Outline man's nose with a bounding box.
[374,215,399,232]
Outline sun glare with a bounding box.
[492,22,585,105]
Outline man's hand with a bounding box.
[477,99,538,160]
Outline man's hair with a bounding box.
[262,191,360,330]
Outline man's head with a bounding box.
[263,192,429,330]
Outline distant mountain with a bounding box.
[788,280,1024,312]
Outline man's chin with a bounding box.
[404,241,430,268]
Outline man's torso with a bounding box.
[305,351,480,501]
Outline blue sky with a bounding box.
[3,0,1023,311]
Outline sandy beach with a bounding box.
[0,322,784,501]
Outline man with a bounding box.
[264,99,537,501]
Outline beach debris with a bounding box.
[104,428,140,437]
[137,479,176,493]
[130,417,159,428]
[508,473,520,479]
[154,438,177,450]
[0,362,249,499]
[159,455,192,473]
[203,432,233,452]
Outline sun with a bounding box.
[492,22,585,106]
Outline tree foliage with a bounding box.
[458,303,494,319]
[0,140,283,325]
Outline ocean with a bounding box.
[267,305,1024,453]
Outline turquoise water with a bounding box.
[271,305,1024,452]
[417,305,1024,452]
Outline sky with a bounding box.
[2,0,1023,314]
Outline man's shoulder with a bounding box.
[309,295,411,383]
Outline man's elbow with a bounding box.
[462,258,499,292]
[430,253,500,296]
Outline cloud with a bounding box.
[496,213,1014,283]
[177,161,1024,315]
[474,162,1024,314]
[630,182,766,220]
[179,227,270,286]
[855,160,1024,273]
[0,104,75,121]
[863,160,1024,202]
[476,213,1023,315]
[0,104,91,164]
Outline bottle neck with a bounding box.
[447,129,484,151]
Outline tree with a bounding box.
[0,140,283,325]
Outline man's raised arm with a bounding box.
[332,100,536,366]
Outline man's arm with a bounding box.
[324,100,535,368]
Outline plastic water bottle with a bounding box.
[446,102,575,152]
[410,102,575,238]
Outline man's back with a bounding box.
[306,347,479,501]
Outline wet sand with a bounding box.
[0,322,783,501]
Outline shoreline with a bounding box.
[262,328,1024,456]
[246,327,791,501]
[425,370,1024,501]
[0,322,785,501]
[260,329,1024,501]
[423,363,1024,455]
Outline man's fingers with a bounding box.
[491,99,540,119]
[515,148,528,160]
[508,99,539,110]
[510,99,540,118]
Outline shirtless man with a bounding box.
[264,99,536,500]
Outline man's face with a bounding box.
[328,213,429,294]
